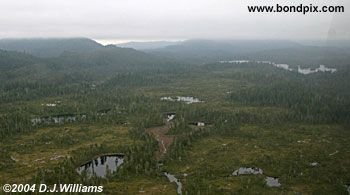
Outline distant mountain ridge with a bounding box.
[0,38,103,57]
[116,41,181,50]
[147,39,303,64]
[1,38,349,85]
[0,39,178,83]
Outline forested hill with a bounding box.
[0,38,103,57]
[0,43,180,84]
[148,39,302,64]
[0,49,41,71]
[249,46,350,68]
[2,38,350,85]
[52,46,165,67]
[116,41,181,50]
[147,39,350,67]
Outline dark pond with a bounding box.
[77,155,124,178]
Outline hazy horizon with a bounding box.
[1,37,350,46]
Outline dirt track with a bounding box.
[146,123,174,160]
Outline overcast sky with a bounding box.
[0,0,348,44]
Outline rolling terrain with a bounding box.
[0,38,349,194]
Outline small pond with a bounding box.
[265,176,281,187]
[219,60,337,75]
[31,114,86,126]
[298,65,337,74]
[77,155,124,178]
[166,114,175,122]
[232,167,282,188]
[232,167,263,176]
[164,172,182,194]
[345,185,350,195]
[161,96,203,104]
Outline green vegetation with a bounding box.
[0,39,349,194]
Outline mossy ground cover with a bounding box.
[1,63,349,194]
[0,124,135,183]
[163,124,350,194]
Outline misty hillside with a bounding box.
[146,39,350,67]
[0,49,41,71]
[248,46,350,68]
[2,38,350,84]
[148,39,302,64]
[116,41,181,50]
[0,38,103,57]
[0,41,178,84]
[48,46,177,72]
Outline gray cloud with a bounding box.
[0,0,348,43]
